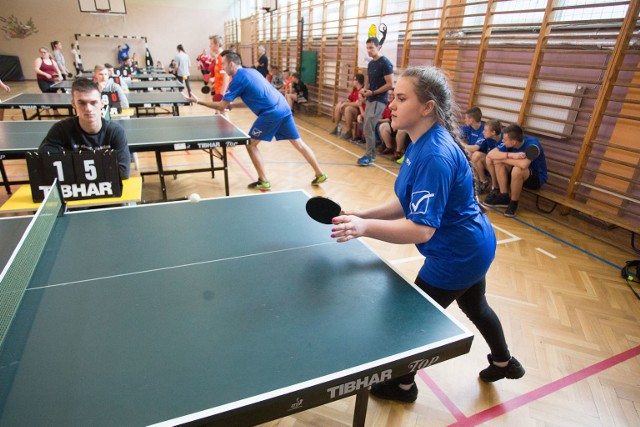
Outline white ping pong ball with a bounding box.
[188,193,201,203]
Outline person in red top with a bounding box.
[330,73,365,140]
[34,47,62,93]
[207,35,230,114]
[280,69,293,94]
[196,49,212,77]
[378,88,407,159]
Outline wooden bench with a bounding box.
[523,187,640,252]
[295,99,316,115]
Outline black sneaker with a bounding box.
[479,354,525,383]
[504,200,519,217]
[474,180,490,195]
[483,189,498,204]
[484,193,510,207]
[370,380,418,403]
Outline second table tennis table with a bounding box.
[52,80,184,92]
[0,92,191,120]
[0,115,249,199]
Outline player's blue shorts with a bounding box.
[249,112,300,141]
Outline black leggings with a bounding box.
[396,276,511,385]
[37,79,57,93]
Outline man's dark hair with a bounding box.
[221,51,242,66]
[354,73,365,86]
[465,106,482,122]
[292,72,300,79]
[503,124,524,142]
[104,63,114,69]
[366,37,380,46]
[71,78,100,95]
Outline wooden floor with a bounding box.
[2,81,639,426]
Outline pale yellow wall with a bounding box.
[0,0,238,80]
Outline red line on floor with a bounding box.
[419,370,467,422]
[446,345,640,426]
[228,150,255,181]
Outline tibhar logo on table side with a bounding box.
[327,370,392,399]
[325,355,441,399]
[196,141,239,149]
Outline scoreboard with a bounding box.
[26,150,123,202]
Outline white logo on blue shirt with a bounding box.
[410,191,434,215]
[251,128,263,137]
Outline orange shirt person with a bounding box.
[207,35,230,107]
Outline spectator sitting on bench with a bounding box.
[285,72,308,111]
[330,73,365,140]
[378,89,408,160]
[280,69,293,94]
[484,124,547,217]
[460,106,484,147]
[464,119,502,194]
[269,65,284,91]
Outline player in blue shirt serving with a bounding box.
[190,52,327,190]
[330,66,524,403]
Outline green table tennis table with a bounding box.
[0,190,473,426]
[0,115,249,199]
[52,80,184,92]
[0,92,190,120]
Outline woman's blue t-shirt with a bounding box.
[394,124,496,290]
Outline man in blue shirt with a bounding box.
[484,124,547,217]
[358,37,394,166]
[190,52,327,190]
[464,119,502,194]
[460,106,485,146]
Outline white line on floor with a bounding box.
[536,247,557,259]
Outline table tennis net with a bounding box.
[0,182,64,348]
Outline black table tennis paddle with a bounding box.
[201,86,211,94]
[306,196,341,224]
[525,144,540,161]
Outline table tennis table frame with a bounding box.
[136,143,241,200]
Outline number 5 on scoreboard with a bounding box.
[84,159,97,180]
